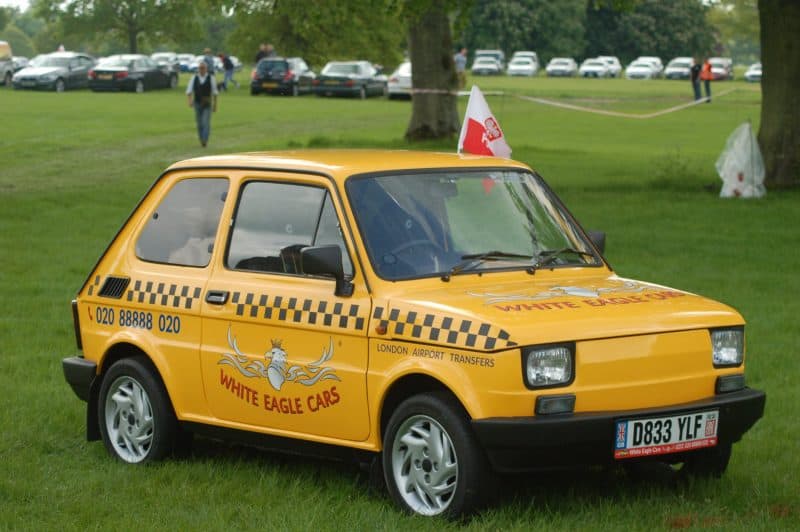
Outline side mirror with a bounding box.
[301,245,353,297]
[587,230,606,255]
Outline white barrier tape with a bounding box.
[516,88,738,119]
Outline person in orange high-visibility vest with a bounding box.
[700,58,713,103]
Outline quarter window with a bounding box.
[136,178,228,267]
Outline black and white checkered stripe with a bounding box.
[372,306,515,351]
[126,280,202,310]
[231,292,366,331]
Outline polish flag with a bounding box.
[457,85,512,158]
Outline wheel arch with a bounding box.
[377,372,470,448]
[87,341,176,440]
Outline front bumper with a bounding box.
[62,356,97,402]
[472,387,765,472]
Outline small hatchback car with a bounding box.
[63,150,765,517]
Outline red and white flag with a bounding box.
[457,85,511,158]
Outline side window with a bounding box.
[227,182,353,277]
[136,178,228,267]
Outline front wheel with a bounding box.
[55,78,65,92]
[382,392,492,517]
[98,356,177,464]
[3,71,11,86]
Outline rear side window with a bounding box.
[136,178,228,267]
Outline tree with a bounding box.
[0,24,37,57]
[404,0,460,140]
[34,0,203,53]
[706,0,759,62]
[757,0,800,186]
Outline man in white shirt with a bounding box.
[186,61,218,147]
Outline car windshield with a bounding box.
[36,56,70,68]
[346,170,599,280]
[583,60,603,67]
[630,61,651,68]
[669,60,691,68]
[510,59,533,66]
[323,63,360,75]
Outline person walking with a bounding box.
[700,57,713,102]
[219,53,238,90]
[690,57,702,101]
[454,47,467,90]
[186,61,218,147]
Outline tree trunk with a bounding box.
[405,0,460,141]
[757,0,800,187]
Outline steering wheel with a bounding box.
[385,240,443,273]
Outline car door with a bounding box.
[200,172,371,441]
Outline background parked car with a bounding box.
[189,55,223,74]
[664,57,694,80]
[510,50,539,69]
[471,57,502,75]
[12,56,29,73]
[506,57,538,76]
[12,51,94,92]
[387,61,412,99]
[89,54,178,92]
[0,40,13,86]
[250,56,315,96]
[625,60,658,80]
[313,60,386,99]
[597,55,622,77]
[177,53,195,72]
[545,57,577,77]
[578,58,610,78]
[709,57,733,80]
[228,55,243,72]
[635,56,663,77]
[151,52,181,75]
[474,49,506,69]
[744,62,761,82]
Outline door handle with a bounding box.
[205,290,229,305]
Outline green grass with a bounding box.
[1,75,797,530]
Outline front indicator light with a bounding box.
[716,374,745,394]
[535,394,576,415]
[523,344,574,388]
[711,327,744,367]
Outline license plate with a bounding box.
[261,82,277,88]
[614,410,718,459]
[98,74,113,80]
[324,80,339,85]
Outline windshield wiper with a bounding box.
[526,248,596,274]
[441,251,534,282]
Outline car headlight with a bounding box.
[711,327,744,367]
[522,344,574,388]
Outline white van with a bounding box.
[0,41,14,86]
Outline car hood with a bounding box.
[375,274,742,352]
[16,66,64,77]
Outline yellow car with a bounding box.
[63,150,765,517]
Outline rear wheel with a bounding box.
[382,392,492,517]
[55,78,65,92]
[3,71,11,86]
[359,86,366,99]
[169,74,178,89]
[291,83,299,97]
[98,356,177,464]
[135,80,145,93]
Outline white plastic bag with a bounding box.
[715,122,766,198]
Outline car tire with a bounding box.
[682,442,732,479]
[382,391,492,517]
[359,86,366,100]
[135,80,145,93]
[3,71,11,87]
[169,74,178,89]
[55,78,65,93]
[291,83,299,97]
[98,356,178,464]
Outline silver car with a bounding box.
[387,61,411,99]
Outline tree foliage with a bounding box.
[0,24,37,57]
[707,0,760,62]
[33,0,204,54]
[461,0,586,62]
[225,0,404,68]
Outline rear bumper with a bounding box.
[472,387,765,472]
[62,356,97,402]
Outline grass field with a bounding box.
[1,74,797,530]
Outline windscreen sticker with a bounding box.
[216,327,342,415]
[468,280,687,312]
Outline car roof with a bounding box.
[165,150,530,184]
